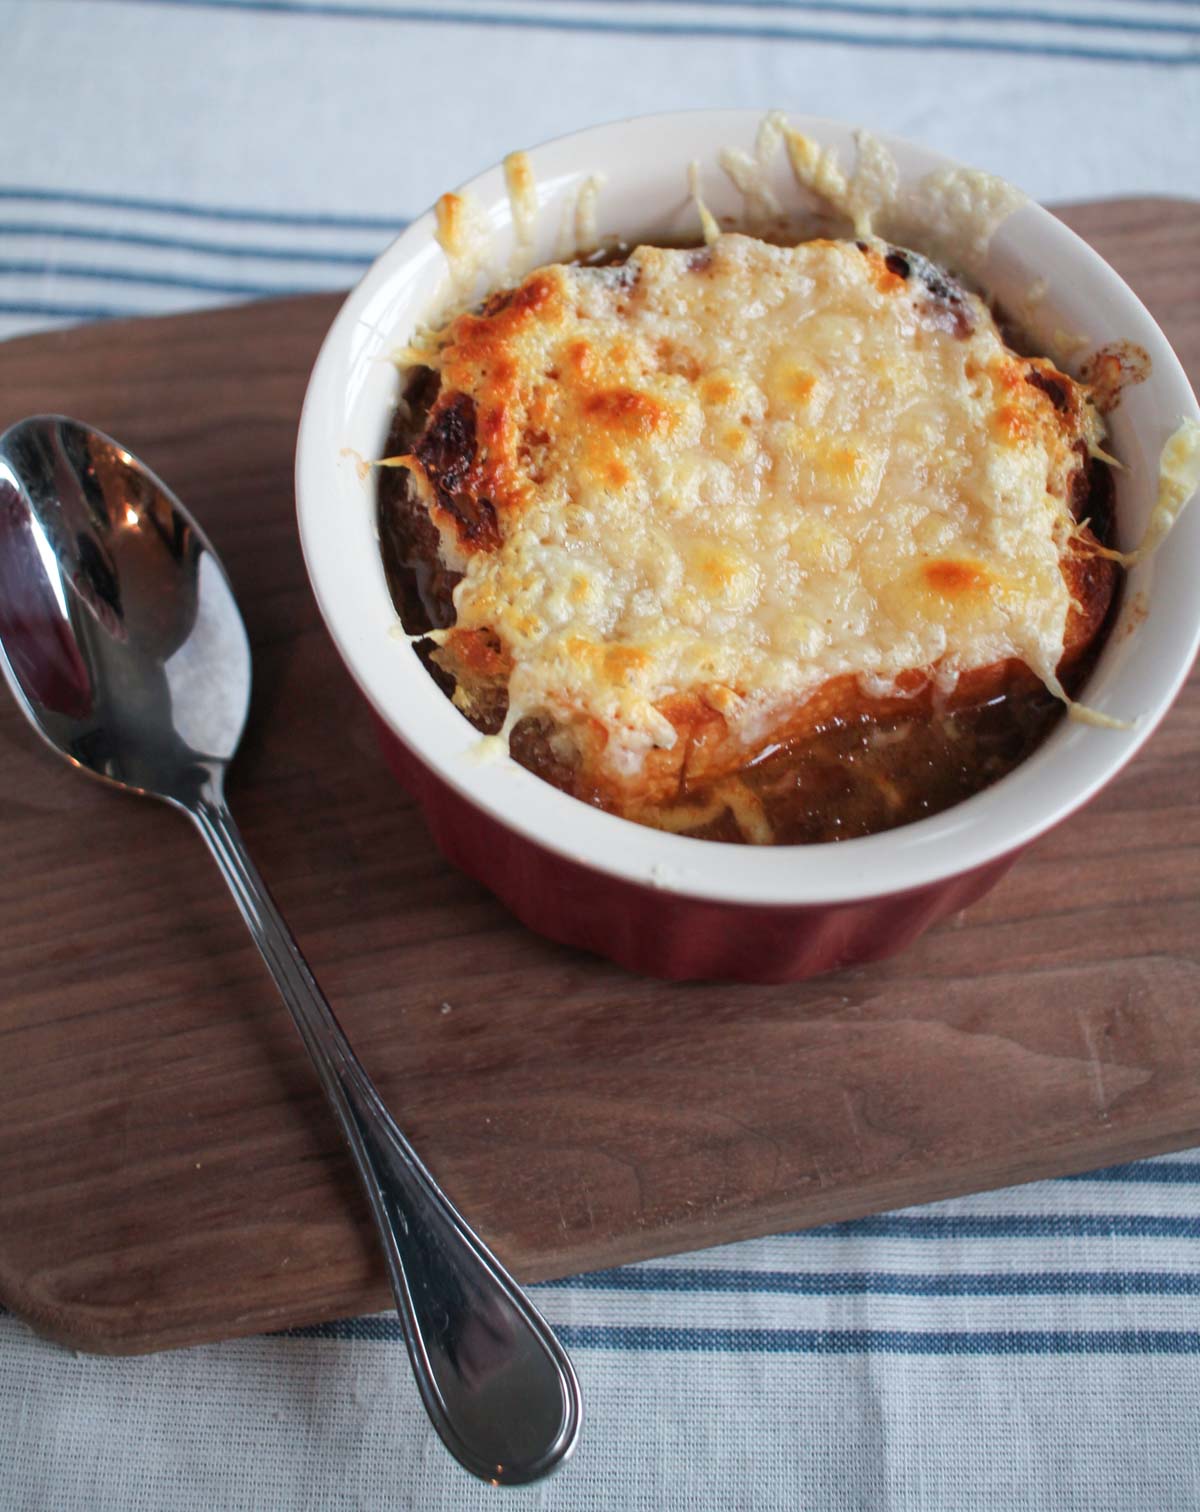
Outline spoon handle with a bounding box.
[185,783,581,1487]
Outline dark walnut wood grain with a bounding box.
[0,199,1197,1355]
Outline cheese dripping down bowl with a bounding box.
[296,111,1200,983]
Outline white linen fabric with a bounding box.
[2,2,1199,1508]
[1,0,1198,339]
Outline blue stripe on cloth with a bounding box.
[1063,1161,1200,1183]
[7,1272,1200,1322]
[540,1267,1200,1297]
[0,299,132,319]
[0,223,379,266]
[105,1,1200,65]
[0,260,308,297]
[0,187,401,231]
[280,1317,1200,1353]
[534,0,1200,38]
[788,1213,1200,1239]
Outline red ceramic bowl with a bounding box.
[296,111,1200,982]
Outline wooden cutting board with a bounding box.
[1,198,1198,1357]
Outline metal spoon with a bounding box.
[0,415,581,1486]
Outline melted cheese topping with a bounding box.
[411,234,1102,778]
[1117,416,1200,566]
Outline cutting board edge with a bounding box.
[11,1107,1200,1357]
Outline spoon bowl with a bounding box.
[0,415,581,1487]
[0,416,249,802]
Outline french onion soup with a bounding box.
[378,233,1118,845]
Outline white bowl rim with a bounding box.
[296,108,1200,910]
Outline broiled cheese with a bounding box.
[406,234,1103,778]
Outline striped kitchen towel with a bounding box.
[0,0,1196,338]
[2,3,1199,1508]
